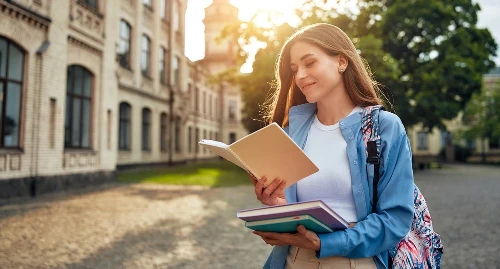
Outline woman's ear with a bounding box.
[338,54,348,73]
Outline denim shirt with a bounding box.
[263,103,414,269]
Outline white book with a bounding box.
[199,123,319,188]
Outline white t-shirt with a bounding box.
[297,107,362,223]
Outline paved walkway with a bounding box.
[1,164,500,268]
[0,184,272,268]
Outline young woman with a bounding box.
[249,23,414,269]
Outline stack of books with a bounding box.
[237,200,349,234]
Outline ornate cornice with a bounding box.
[68,35,102,56]
[0,0,51,31]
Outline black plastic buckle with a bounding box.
[367,156,380,165]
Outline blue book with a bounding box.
[245,214,333,234]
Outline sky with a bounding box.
[185,0,500,67]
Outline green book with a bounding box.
[245,214,333,234]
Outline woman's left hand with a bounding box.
[252,225,321,251]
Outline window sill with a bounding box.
[119,64,133,71]
[64,148,95,153]
[0,148,24,154]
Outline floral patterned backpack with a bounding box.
[361,106,444,269]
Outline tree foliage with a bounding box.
[463,84,500,141]
[381,0,497,129]
[221,0,497,133]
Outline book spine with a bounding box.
[227,147,260,179]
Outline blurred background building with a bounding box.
[408,67,500,168]
[0,0,246,199]
[0,0,498,200]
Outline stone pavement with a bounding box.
[0,184,272,268]
[1,164,500,268]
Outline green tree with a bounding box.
[463,84,500,162]
[223,3,399,132]
[222,0,496,132]
[381,0,497,129]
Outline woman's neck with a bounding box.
[316,88,356,126]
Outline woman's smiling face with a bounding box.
[290,41,345,104]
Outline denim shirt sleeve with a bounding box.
[316,114,414,259]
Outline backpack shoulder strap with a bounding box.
[361,105,385,213]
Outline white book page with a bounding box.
[198,140,248,170]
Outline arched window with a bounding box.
[65,65,93,148]
[142,108,151,151]
[160,112,168,151]
[141,35,151,76]
[0,37,24,148]
[119,102,131,150]
[117,20,131,69]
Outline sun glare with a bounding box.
[185,0,360,72]
[230,0,303,28]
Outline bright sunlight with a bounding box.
[185,0,359,72]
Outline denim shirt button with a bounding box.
[340,122,344,126]
[350,136,354,140]
[353,161,357,165]
[358,190,362,195]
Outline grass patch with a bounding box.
[117,160,252,187]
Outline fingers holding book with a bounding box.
[247,171,259,186]
[252,225,321,251]
[254,176,287,206]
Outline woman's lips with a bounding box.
[302,82,316,91]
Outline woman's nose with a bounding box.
[297,68,307,80]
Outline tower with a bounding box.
[203,0,239,73]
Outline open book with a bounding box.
[238,200,349,232]
[198,123,318,188]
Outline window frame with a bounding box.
[142,107,151,151]
[78,0,98,10]
[188,126,192,153]
[159,47,166,84]
[141,35,151,77]
[65,65,94,149]
[0,37,25,149]
[160,112,168,152]
[160,0,167,20]
[228,99,236,120]
[118,20,132,69]
[173,55,180,86]
[417,131,429,150]
[118,102,131,151]
[175,116,181,153]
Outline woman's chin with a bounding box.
[305,95,318,103]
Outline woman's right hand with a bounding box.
[248,172,287,206]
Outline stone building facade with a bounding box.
[0,0,247,200]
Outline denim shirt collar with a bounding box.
[288,103,363,133]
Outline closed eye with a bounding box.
[306,61,315,67]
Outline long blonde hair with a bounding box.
[264,23,387,127]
